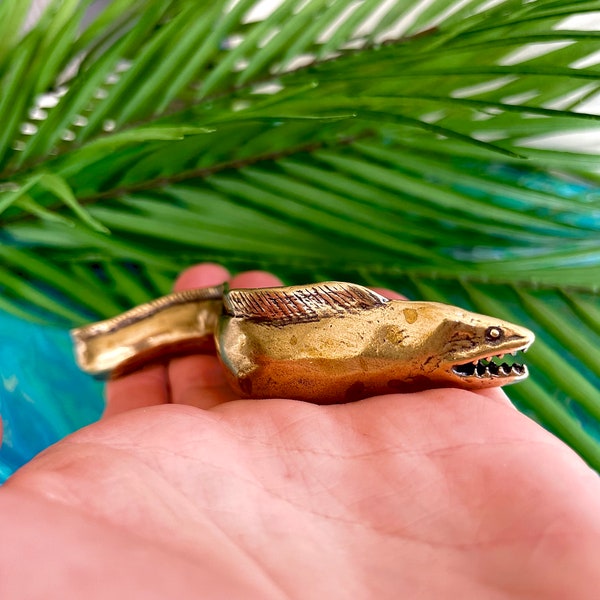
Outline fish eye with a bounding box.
[485,326,503,342]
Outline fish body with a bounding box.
[72,282,534,402]
[217,283,533,402]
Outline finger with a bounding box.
[104,364,169,418]
[371,287,407,300]
[229,270,283,289]
[478,387,517,409]
[167,355,238,410]
[174,263,230,292]
[166,264,234,410]
[105,263,230,417]
[168,270,283,410]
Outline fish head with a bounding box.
[382,301,535,389]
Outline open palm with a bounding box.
[2,264,599,599]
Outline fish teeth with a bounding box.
[453,352,527,379]
[499,364,511,376]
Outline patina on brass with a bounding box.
[72,282,534,403]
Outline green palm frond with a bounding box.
[1,0,599,466]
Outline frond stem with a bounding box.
[2,133,371,223]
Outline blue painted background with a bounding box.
[0,311,104,482]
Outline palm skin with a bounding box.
[1,265,599,599]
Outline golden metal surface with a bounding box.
[72,282,534,402]
[72,286,223,378]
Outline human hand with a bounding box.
[2,264,599,599]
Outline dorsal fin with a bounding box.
[224,282,388,325]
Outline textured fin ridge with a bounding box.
[224,282,388,325]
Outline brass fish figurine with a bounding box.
[72,282,534,403]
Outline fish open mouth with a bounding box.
[452,350,528,380]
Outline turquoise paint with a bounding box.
[0,311,104,482]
